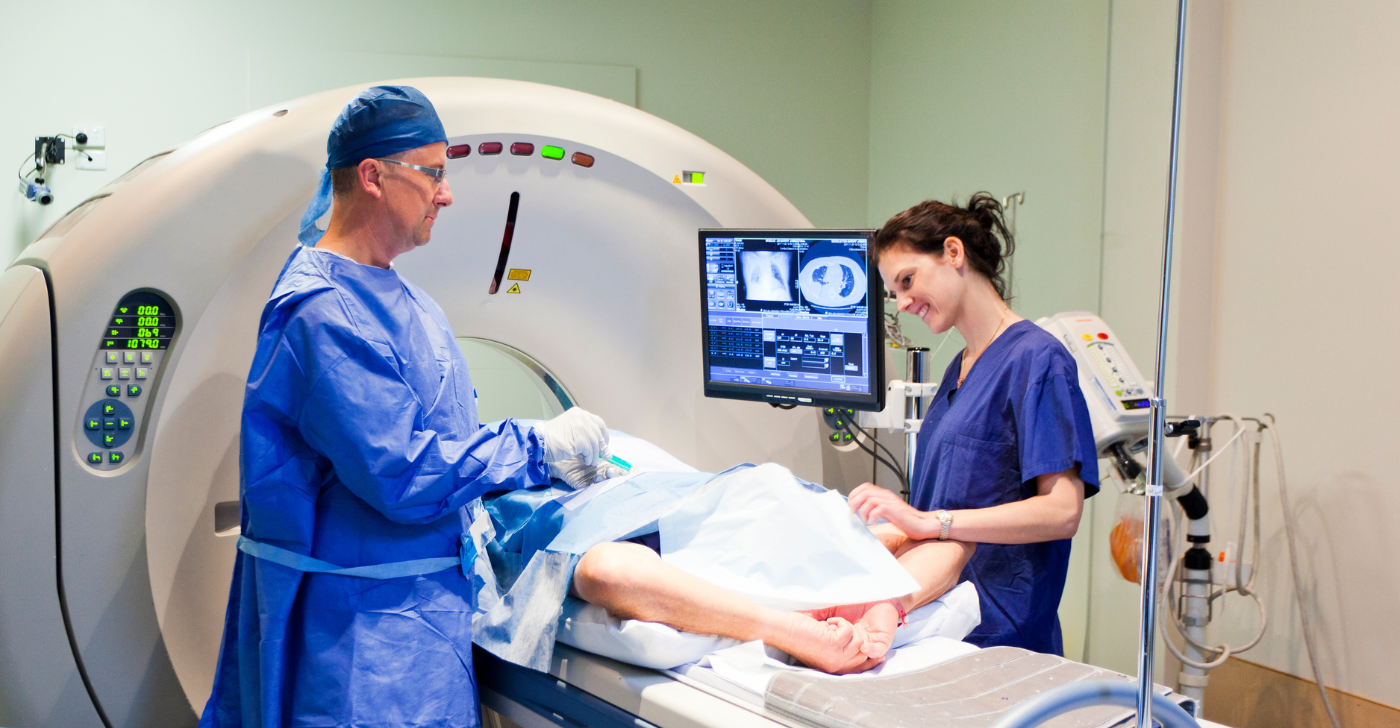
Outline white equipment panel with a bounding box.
[1036,311,1154,455]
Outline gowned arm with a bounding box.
[299,345,548,524]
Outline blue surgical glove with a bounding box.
[532,407,610,464]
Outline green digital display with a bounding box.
[102,291,176,350]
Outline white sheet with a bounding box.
[557,581,980,672]
[659,463,921,612]
[698,636,982,695]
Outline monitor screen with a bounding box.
[699,229,884,410]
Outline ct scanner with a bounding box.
[0,77,828,728]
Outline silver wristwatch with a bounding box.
[934,510,954,541]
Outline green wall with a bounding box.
[868,0,1110,358]
[2,0,872,262]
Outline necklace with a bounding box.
[957,307,1011,388]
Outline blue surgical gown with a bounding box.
[201,245,548,728]
[910,320,1099,655]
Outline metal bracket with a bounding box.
[856,379,937,433]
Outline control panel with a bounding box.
[1036,311,1153,454]
[76,291,177,469]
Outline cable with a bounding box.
[846,419,903,477]
[17,152,37,183]
[1263,416,1343,728]
[1159,416,1268,671]
[842,426,904,488]
[1177,424,1247,486]
[839,420,907,491]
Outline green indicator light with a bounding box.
[830,433,840,442]
[540,145,565,160]
[692,172,704,184]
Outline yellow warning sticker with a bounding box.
[507,269,531,281]
[672,174,681,183]
[506,283,522,294]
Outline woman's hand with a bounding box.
[847,483,937,541]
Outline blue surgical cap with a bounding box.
[298,85,449,245]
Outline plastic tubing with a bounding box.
[987,680,1201,728]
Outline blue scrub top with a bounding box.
[910,319,1099,655]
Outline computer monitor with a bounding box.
[699,229,885,411]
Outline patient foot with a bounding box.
[771,612,884,675]
[800,601,900,661]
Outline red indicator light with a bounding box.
[571,152,595,168]
[1097,333,1109,340]
[479,142,503,155]
[447,144,471,159]
[510,142,535,156]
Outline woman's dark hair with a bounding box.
[872,192,1017,300]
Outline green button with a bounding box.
[86,419,100,431]
[106,385,121,396]
[103,433,116,447]
[87,453,103,464]
[127,384,142,397]
[109,452,124,464]
[118,418,132,430]
[103,403,116,415]
[141,352,153,364]
[541,145,565,160]
[101,368,114,380]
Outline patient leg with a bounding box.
[573,542,884,674]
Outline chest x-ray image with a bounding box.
[740,250,795,302]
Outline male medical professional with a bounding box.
[201,86,617,728]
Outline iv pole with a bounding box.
[1137,0,1190,724]
[986,2,1196,727]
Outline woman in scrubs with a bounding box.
[847,193,1099,656]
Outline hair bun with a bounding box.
[872,191,1017,301]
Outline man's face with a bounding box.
[379,142,453,250]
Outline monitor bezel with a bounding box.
[698,228,885,412]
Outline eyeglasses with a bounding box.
[374,158,447,185]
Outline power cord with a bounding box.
[836,418,908,493]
